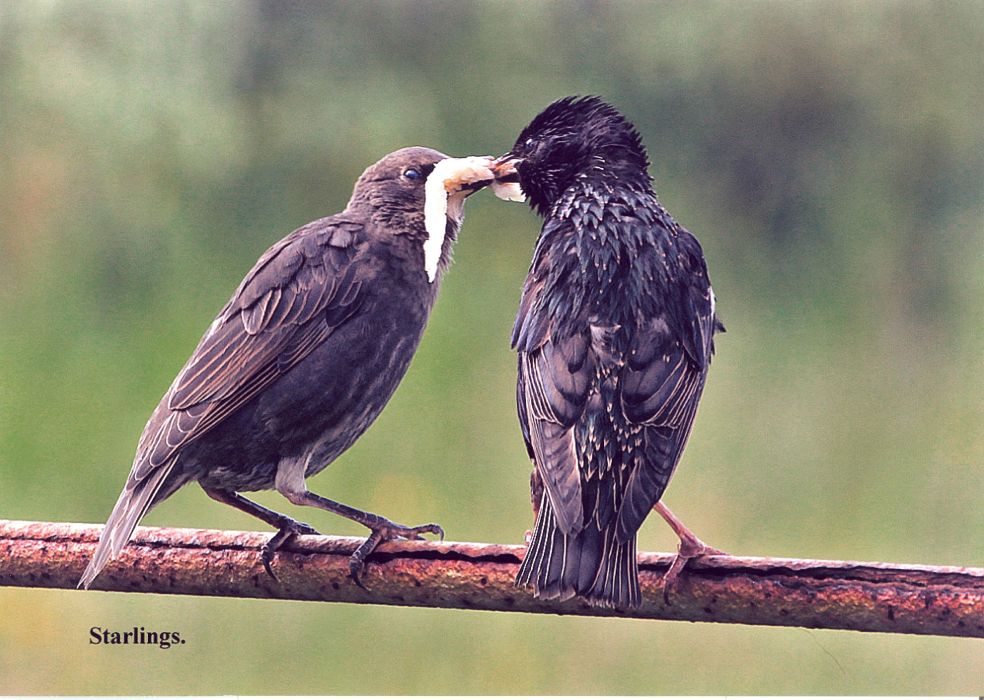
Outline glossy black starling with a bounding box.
[496,97,724,608]
[80,147,491,589]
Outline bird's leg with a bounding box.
[282,489,443,588]
[200,485,319,580]
[654,501,724,602]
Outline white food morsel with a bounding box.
[490,179,526,202]
[423,156,495,282]
[422,156,526,282]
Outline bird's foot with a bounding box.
[661,532,725,604]
[348,520,444,590]
[261,518,320,581]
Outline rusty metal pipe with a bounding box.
[1,519,981,637]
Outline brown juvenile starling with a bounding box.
[80,148,497,589]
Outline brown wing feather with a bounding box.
[138,219,364,472]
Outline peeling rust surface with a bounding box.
[1,519,981,637]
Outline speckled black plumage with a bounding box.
[80,147,463,588]
[506,97,723,608]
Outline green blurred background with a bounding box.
[1,0,982,694]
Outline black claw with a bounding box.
[344,521,443,589]
[260,519,319,581]
[262,548,280,582]
[348,530,383,590]
[349,558,370,591]
[293,521,319,536]
[403,522,443,540]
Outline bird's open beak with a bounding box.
[492,155,522,183]
[443,156,524,200]
[488,156,525,203]
[460,180,488,198]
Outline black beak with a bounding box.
[457,155,522,197]
[492,155,522,183]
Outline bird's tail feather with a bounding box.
[78,457,177,589]
[517,494,640,608]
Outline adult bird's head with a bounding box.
[494,96,651,217]
[349,146,492,282]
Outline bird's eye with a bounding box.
[524,137,535,150]
[403,168,423,181]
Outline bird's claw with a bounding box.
[377,521,443,542]
[260,519,321,581]
[348,555,372,592]
[661,535,725,604]
[348,528,387,591]
[292,521,320,536]
[403,522,444,541]
[347,520,444,589]
[261,550,279,581]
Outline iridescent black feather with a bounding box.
[507,97,723,608]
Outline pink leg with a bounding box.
[654,501,724,600]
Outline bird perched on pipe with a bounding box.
[80,147,499,589]
[495,96,724,608]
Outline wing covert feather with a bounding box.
[139,219,365,473]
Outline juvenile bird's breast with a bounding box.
[187,279,436,492]
[288,285,434,466]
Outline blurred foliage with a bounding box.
[1,0,983,694]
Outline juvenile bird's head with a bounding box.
[495,96,651,217]
[349,147,493,283]
[350,147,448,233]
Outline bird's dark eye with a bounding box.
[403,168,423,181]
[524,137,535,150]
